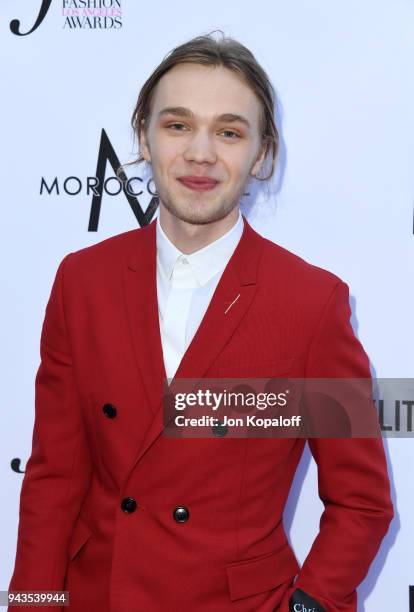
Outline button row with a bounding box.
[121,498,189,522]
[102,404,229,437]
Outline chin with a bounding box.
[162,197,235,226]
[176,206,233,226]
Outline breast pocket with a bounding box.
[215,356,295,379]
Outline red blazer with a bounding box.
[9,216,393,612]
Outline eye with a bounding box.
[221,130,240,139]
[166,123,187,131]
[165,123,241,139]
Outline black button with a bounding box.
[121,497,137,513]
[173,506,189,523]
[212,420,228,437]
[103,403,117,418]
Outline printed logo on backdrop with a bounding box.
[10,0,122,35]
[40,129,158,229]
[10,458,25,474]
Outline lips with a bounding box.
[177,176,219,192]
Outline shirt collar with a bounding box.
[156,210,244,287]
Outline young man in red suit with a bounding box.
[9,32,393,611]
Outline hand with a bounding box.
[289,588,326,612]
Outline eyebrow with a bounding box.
[157,106,251,130]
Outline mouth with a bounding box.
[177,176,219,192]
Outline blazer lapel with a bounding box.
[122,215,264,475]
[122,219,167,416]
[173,218,262,382]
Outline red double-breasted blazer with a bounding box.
[9,215,393,611]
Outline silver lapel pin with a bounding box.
[224,293,240,315]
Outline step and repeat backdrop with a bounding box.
[2,1,413,610]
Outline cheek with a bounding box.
[226,161,253,185]
[156,130,184,152]
[221,147,254,177]
[150,134,180,165]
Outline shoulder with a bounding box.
[252,227,346,309]
[60,223,151,280]
[70,225,146,260]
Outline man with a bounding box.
[9,32,393,611]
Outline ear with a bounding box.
[250,139,268,177]
[139,118,151,162]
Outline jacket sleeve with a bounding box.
[8,254,92,609]
[280,280,394,612]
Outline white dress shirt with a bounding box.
[156,211,244,380]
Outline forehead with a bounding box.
[151,63,261,127]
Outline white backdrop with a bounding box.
[1,1,413,610]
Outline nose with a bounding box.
[182,128,217,165]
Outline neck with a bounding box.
[158,205,240,254]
